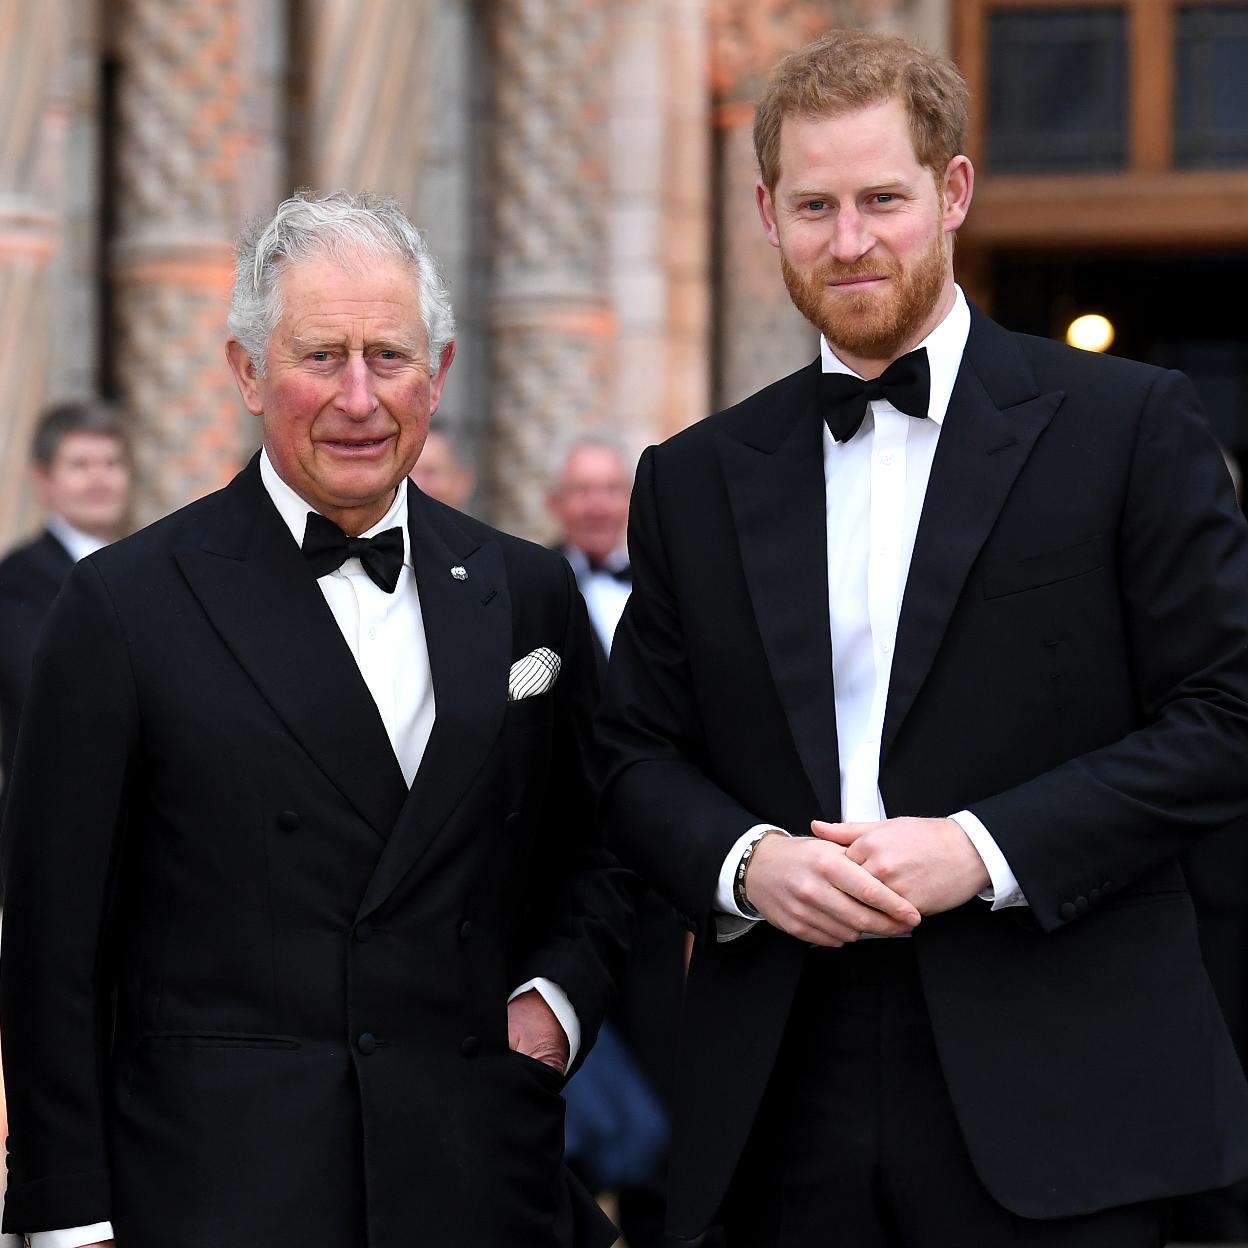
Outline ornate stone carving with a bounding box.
[485,0,613,540]
[111,0,257,526]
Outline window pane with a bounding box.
[1175,4,1248,169]
[987,8,1128,173]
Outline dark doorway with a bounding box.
[990,249,1248,469]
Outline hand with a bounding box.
[507,989,570,1073]
[743,832,921,946]
[814,817,990,916]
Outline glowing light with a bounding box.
[1066,314,1115,353]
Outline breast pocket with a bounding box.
[982,533,1106,599]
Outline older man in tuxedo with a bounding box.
[1,191,632,1248]
[597,29,1248,1248]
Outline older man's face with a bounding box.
[228,251,454,535]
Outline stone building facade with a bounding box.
[1,0,941,549]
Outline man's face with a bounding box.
[756,96,972,371]
[34,432,130,539]
[227,251,455,535]
[548,446,631,564]
[410,431,475,510]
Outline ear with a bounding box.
[756,180,782,249]
[225,339,266,417]
[941,155,974,233]
[428,340,457,414]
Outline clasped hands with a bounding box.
[745,817,991,947]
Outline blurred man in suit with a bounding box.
[597,29,1248,1247]
[0,401,130,793]
[1,191,632,1248]
[548,434,633,681]
[409,416,476,510]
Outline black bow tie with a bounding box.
[301,512,405,593]
[820,347,931,443]
[588,559,631,585]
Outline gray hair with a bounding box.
[548,429,635,488]
[228,189,455,377]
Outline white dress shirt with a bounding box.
[35,454,578,1248]
[44,514,108,564]
[715,288,1026,928]
[564,545,631,657]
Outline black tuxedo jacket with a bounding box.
[597,309,1248,1237]
[0,529,74,787]
[0,458,633,1247]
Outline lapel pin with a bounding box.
[451,565,468,581]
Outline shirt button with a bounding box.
[880,638,893,654]
[367,627,377,641]
[881,451,896,466]
[356,1033,377,1056]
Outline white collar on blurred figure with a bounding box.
[45,513,109,563]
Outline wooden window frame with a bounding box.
[955,0,1248,248]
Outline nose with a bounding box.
[337,354,379,419]
[828,206,872,265]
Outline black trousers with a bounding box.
[723,940,1168,1248]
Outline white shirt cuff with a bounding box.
[28,1223,114,1247]
[509,977,581,1068]
[714,824,790,942]
[949,810,1028,909]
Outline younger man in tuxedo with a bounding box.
[597,28,1248,1247]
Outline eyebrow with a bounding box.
[289,333,423,355]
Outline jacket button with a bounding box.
[354,922,373,943]
[1059,901,1077,921]
[277,810,301,831]
[1074,895,1089,915]
[356,1033,377,1056]
[1102,879,1115,894]
[460,1036,480,1058]
[504,812,521,832]
[459,920,474,942]
[1089,888,1103,905]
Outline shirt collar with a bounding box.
[819,284,971,428]
[45,513,109,563]
[259,448,412,569]
[563,543,629,577]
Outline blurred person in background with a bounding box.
[409,415,476,510]
[0,400,131,801]
[548,433,634,680]
[0,190,632,1248]
[597,27,1248,1248]
[549,434,709,1248]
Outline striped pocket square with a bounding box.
[508,647,562,701]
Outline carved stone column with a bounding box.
[709,0,920,408]
[485,0,614,539]
[0,0,65,549]
[111,0,267,526]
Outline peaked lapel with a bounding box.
[356,485,511,919]
[882,312,1065,759]
[715,362,841,820]
[175,457,409,838]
